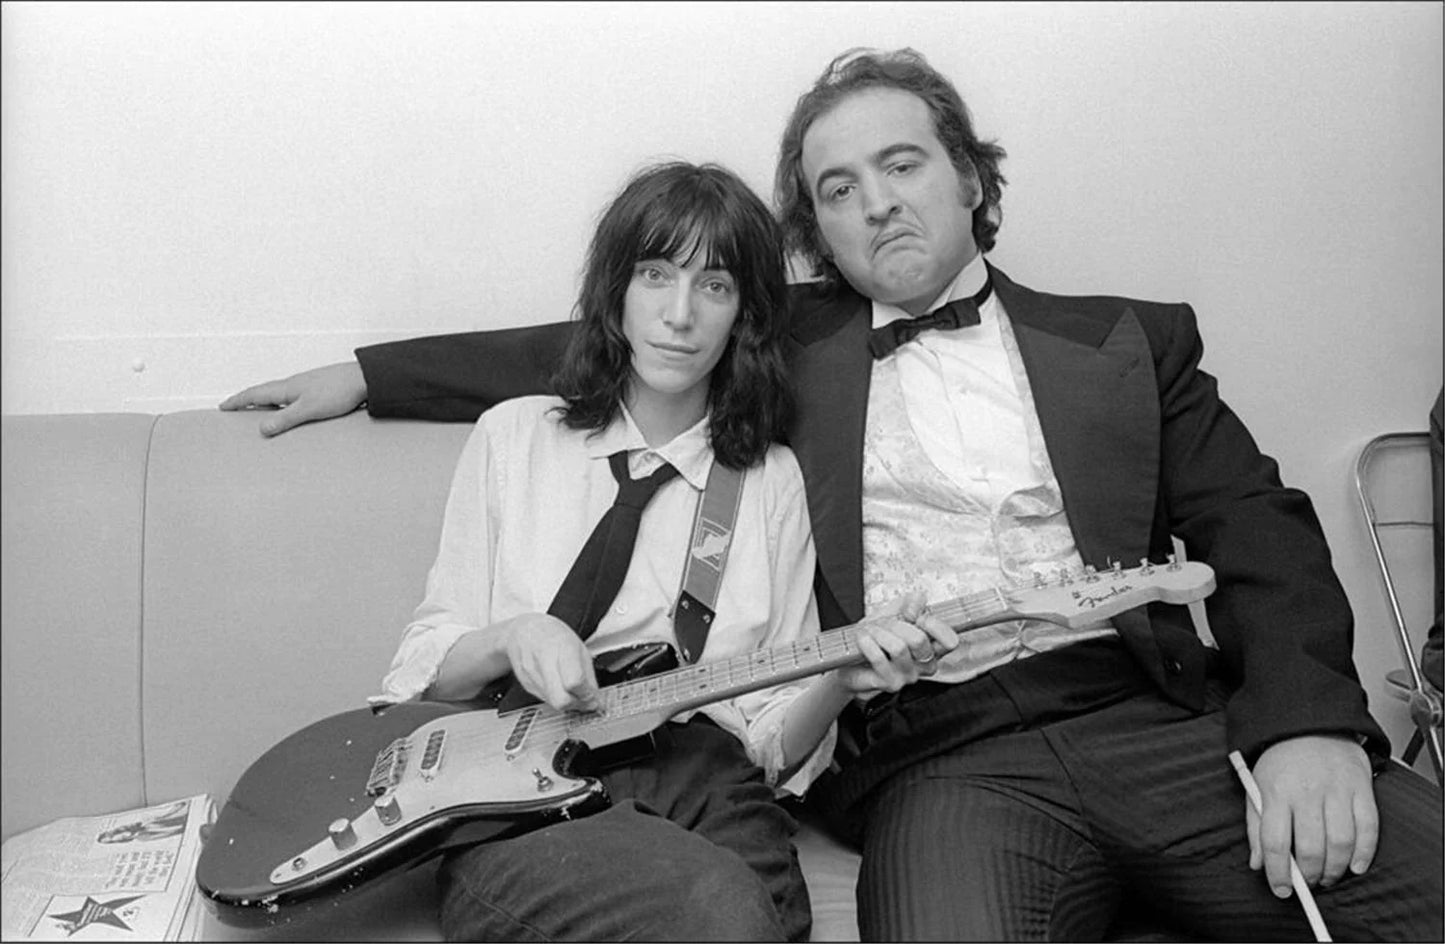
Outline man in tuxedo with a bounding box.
[223,48,1442,941]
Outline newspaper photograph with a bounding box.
[1,794,214,942]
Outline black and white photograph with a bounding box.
[2,2,1440,941]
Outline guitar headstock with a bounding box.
[998,559,1216,629]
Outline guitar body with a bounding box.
[198,701,607,927]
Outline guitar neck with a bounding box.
[577,559,1215,728]
[587,586,1015,724]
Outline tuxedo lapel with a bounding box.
[787,289,873,626]
[995,269,1160,571]
[784,270,1164,627]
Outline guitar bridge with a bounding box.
[365,737,410,797]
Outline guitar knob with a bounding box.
[328,818,357,850]
[374,794,402,826]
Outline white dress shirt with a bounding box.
[374,396,831,793]
[870,252,1039,504]
[864,253,1116,682]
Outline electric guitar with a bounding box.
[197,559,1215,927]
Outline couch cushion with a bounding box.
[793,811,862,942]
[1,413,156,840]
[139,409,472,805]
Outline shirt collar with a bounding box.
[585,402,714,490]
[870,251,990,330]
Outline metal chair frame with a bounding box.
[1354,431,1442,783]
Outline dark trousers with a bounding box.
[849,640,1444,941]
[436,716,810,942]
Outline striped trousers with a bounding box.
[842,640,1443,941]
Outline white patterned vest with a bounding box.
[860,309,1117,684]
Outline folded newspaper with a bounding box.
[1,794,214,942]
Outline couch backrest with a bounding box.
[2,410,473,840]
[2,414,156,839]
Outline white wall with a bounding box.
[3,1,1442,756]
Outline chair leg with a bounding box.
[1403,729,1423,766]
[1405,689,1444,784]
[1425,725,1443,785]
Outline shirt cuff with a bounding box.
[368,622,472,706]
[775,724,837,797]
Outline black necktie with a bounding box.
[867,278,994,359]
[547,450,680,642]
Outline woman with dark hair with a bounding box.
[371,161,954,942]
[550,161,794,470]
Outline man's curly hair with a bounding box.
[774,48,1008,289]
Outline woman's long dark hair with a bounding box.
[551,161,793,469]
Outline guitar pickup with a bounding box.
[504,707,539,757]
[418,729,445,779]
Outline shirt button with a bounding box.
[1166,658,1183,675]
[613,604,627,615]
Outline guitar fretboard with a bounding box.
[576,583,1017,728]
[499,559,1211,760]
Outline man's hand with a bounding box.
[836,591,959,696]
[218,361,367,437]
[1246,734,1378,897]
[499,614,600,713]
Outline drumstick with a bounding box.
[1228,751,1332,942]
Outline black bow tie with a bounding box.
[867,278,994,359]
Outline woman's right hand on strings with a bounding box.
[498,614,601,713]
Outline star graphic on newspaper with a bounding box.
[48,895,145,936]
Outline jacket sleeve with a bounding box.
[356,322,576,421]
[1149,304,1388,763]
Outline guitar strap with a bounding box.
[484,460,745,710]
[671,462,745,663]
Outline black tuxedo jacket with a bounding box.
[358,266,1386,763]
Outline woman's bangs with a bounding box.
[633,192,741,274]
